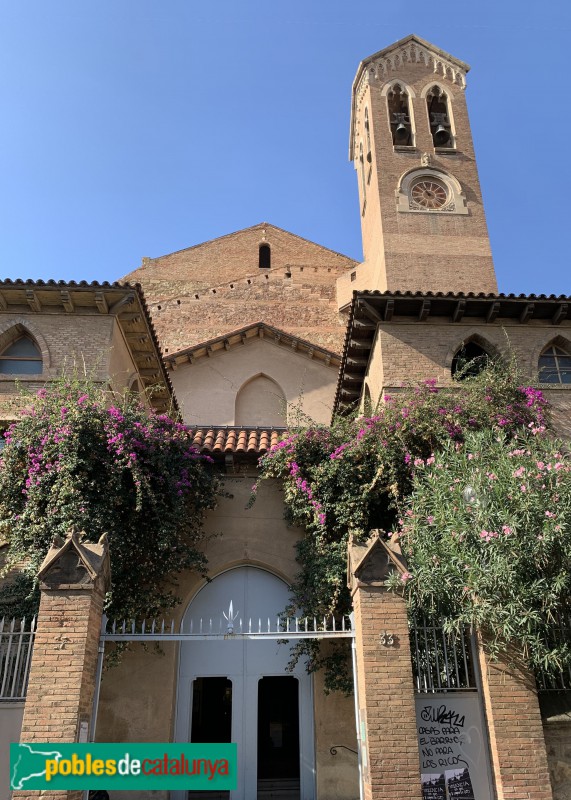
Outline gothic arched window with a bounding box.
[0,335,43,374]
[538,343,571,384]
[451,342,490,379]
[426,86,453,147]
[259,244,271,269]
[387,84,413,146]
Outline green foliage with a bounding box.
[391,429,571,674]
[256,362,556,688]
[0,379,219,622]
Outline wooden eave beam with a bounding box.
[519,303,534,324]
[60,290,74,313]
[26,290,41,312]
[126,333,150,344]
[349,339,372,350]
[353,318,376,331]
[418,299,431,321]
[120,312,142,322]
[357,299,382,324]
[0,292,8,311]
[109,293,135,315]
[94,292,108,314]
[347,356,368,367]
[553,304,568,325]
[384,300,394,322]
[452,299,466,323]
[486,302,500,323]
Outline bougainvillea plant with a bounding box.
[255,361,562,691]
[0,379,219,623]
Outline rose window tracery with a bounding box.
[410,179,448,210]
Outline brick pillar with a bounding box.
[477,638,553,800]
[348,532,422,800]
[13,529,110,800]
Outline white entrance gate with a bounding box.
[174,567,315,800]
[94,566,354,800]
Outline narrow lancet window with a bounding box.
[387,84,412,146]
[427,86,453,147]
[364,107,371,162]
[359,143,366,200]
[259,243,271,269]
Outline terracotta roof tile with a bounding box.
[189,427,287,456]
[235,430,247,452]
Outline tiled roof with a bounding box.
[189,426,287,455]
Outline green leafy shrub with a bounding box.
[392,428,571,674]
[0,379,219,622]
[256,363,557,689]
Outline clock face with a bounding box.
[410,179,448,210]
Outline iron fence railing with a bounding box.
[410,616,477,692]
[535,611,571,691]
[0,616,36,700]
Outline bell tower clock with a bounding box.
[341,34,498,298]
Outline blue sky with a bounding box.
[0,1,569,294]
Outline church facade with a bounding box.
[2,34,571,800]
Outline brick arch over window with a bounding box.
[234,374,286,427]
[0,320,50,373]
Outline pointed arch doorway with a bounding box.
[174,567,315,800]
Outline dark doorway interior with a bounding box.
[189,677,232,799]
[191,676,232,743]
[257,676,300,798]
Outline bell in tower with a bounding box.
[339,34,498,304]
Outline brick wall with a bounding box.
[123,223,357,354]
[478,642,553,800]
[351,57,497,296]
[352,586,422,800]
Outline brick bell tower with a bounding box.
[338,34,498,302]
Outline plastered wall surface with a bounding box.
[170,337,339,426]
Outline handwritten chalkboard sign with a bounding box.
[416,694,492,800]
